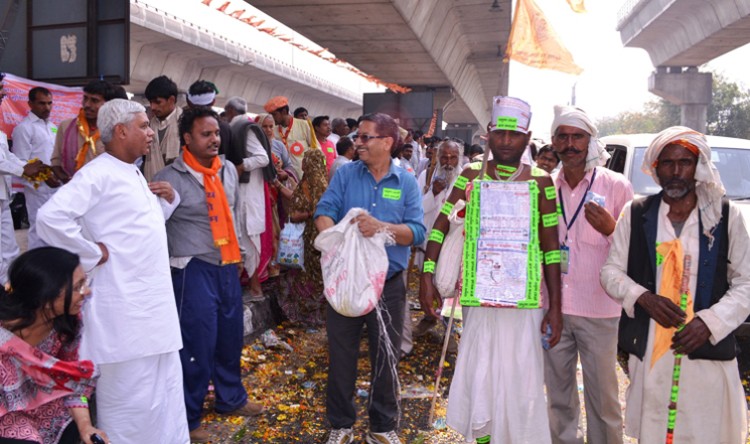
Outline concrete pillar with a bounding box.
[648,67,711,133]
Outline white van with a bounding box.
[601,133,750,335]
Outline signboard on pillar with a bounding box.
[363,91,437,135]
[27,0,129,85]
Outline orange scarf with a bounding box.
[651,239,694,367]
[75,109,100,171]
[181,148,241,264]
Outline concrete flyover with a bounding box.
[617,0,750,132]
[129,0,367,117]
[250,0,512,132]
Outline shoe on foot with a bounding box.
[222,400,264,417]
[413,316,438,337]
[189,426,210,443]
[325,428,354,444]
[366,430,403,444]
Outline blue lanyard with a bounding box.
[559,167,597,244]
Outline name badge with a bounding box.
[560,245,570,274]
[327,147,334,153]
[382,188,401,200]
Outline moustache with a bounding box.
[560,147,583,155]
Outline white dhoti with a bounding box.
[447,307,551,443]
[241,232,261,274]
[96,352,190,444]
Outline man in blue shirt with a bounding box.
[315,113,425,444]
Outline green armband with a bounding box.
[428,229,445,244]
[542,213,559,227]
[544,186,556,200]
[454,175,469,191]
[440,202,455,216]
[544,250,561,264]
[423,259,436,274]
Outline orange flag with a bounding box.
[505,0,583,75]
[567,0,586,13]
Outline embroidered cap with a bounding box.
[490,96,532,134]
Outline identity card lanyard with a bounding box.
[558,168,597,274]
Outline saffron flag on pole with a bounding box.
[567,0,586,13]
[505,0,583,75]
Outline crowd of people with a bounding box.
[0,70,748,444]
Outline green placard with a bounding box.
[542,213,559,227]
[544,186,556,200]
[496,116,518,131]
[382,188,401,200]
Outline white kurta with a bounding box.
[0,132,22,284]
[36,153,183,364]
[417,170,449,268]
[601,200,750,443]
[11,113,58,248]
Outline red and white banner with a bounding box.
[0,73,83,137]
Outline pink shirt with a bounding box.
[553,166,633,318]
[319,140,337,174]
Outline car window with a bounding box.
[607,145,627,174]
[631,147,750,198]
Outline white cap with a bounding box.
[490,96,532,134]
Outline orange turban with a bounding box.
[264,96,289,113]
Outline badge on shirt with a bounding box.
[382,188,401,200]
[560,245,570,274]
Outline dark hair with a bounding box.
[84,80,114,100]
[111,85,128,100]
[312,115,329,128]
[537,144,560,163]
[145,75,178,101]
[293,107,308,118]
[336,137,353,156]
[188,80,219,96]
[469,144,484,156]
[359,113,400,151]
[28,86,51,102]
[413,130,424,139]
[0,247,81,345]
[346,118,358,130]
[178,106,220,138]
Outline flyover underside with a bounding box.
[129,1,361,117]
[250,0,511,126]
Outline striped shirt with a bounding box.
[553,166,633,318]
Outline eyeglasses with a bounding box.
[74,277,93,295]
[351,134,388,143]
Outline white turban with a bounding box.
[551,105,610,171]
[642,126,725,246]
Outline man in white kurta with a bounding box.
[601,126,750,444]
[36,99,189,444]
[11,87,58,249]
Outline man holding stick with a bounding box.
[601,126,750,443]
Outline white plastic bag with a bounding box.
[277,221,305,269]
[433,200,465,298]
[314,208,393,317]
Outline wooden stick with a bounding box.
[428,293,459,426]
[665,255,692,444]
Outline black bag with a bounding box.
[10,193,28,230]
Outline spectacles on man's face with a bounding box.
[352,134,388,143]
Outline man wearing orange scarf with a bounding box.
[50,80,113,182]
[601,127,750,443]
[154,107,264,443]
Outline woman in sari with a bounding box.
[0,247,107,444]
[279,149,328,326]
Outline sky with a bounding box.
[509,0,750,141]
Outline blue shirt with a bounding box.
[315,160,426,278]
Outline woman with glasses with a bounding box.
[0,247,108,444]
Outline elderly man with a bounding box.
[36,99,189,443]
[544,105,632,444]
[601,126,750,443]
[315,113,425,444]
[143,75,182,180]
[0,75,45,283]
[264,96,317,179]
[328,117,349,145]
[154,107,263,443]
[51,80,113,182]
[11,86,59,249]
[420,96,562,444]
